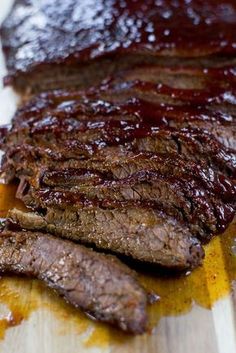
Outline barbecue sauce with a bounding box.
[0,183,235,346]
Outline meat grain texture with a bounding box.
[0,227,148,334]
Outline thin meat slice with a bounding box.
[132,129,236,178]
[17,170,232,238]
[4,91,236,149]
[4,146,235,204]
[0,227,148,334]
[20,183,234,239]
[40,154,236,205]
[37,172,234,236]
[90,78,236,107]
[8,207,204,270]
[3,120,235,178]
[5,146,236,238]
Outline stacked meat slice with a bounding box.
[0,65,236,335]
[1,76,235,268]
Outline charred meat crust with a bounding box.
[1,0,236,93]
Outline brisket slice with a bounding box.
[134,130,236,178]
[40,165,234,199]
[5,94,236,150]
[5,144,235,239]
[36,172,235,236]
[6,146,235,205]
[8,207,204,270]
[0,227,148,334]
[3,146,236,239]
[2,0,236,93]
[10,89,236,127]
[19,184,234,239]
[4,124,235,177]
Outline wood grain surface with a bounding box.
[0,1,235,352]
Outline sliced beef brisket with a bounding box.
[0,226,148,334]
[1,0,236,336]
[5,148,235,205]
[3,142,235,240]
[4,91,235,150]
[0,88,235,260]
[2,82,235,180]
[2,116,236,183]
[18,180,234,239]
[100,65,236,91]
[8,207,204,270]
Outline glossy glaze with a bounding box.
[6,94,236,179]
[13,92,235,128]
[2,0,236,79]
[14,92,233,150]
[40,161,236,201]
[102,79,236,105]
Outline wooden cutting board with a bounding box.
[0,1,236,352]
